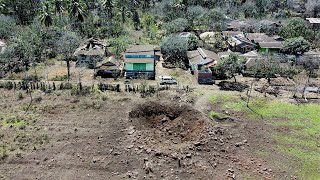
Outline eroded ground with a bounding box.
[0,88,319,179]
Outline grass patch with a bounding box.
[170,71,180,78]
[209,93,320,179]
[277,145,320,180]
[0,145,8,159]
[3,118,26,128]
[49,74,68,81]
[208,111,228,121]
[209,92,239,104]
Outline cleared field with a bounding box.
[0,87,319,179]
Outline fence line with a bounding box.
[0,81,192,96]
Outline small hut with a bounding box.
[74,38,108,68]
[95,56,122,78]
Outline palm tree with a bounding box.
[115,0,129,24]
[53,0,65,28]
[69,0,85,22]
[102,0,114,19]
[54,0,64,16]
[0,2,5,13]
[39,2,53,28]
[141,0,150,10]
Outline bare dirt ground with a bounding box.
[0,87,294,180]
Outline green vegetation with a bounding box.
[208,111,228,121]
[50,74,68,81]
[280,17,313,40]
[0,111,48,159]
[209,93,320,179]
[282,37,311,56]
[212,53,246,82]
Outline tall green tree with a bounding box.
[56,31,81,81]
[7,26,43,79]
[0,15,16,39]
[110,36,129,59]
[102,0,114,18]
[282,37,311,56]
[160,35,188,67]
[68,0,86,22]
[115,0,130,24]
[39,2,54,28]
[280,17,313,40]
[214,53,246,82]
[0,0,41,25]
[54,0,65,15]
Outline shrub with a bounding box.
[16,91,24,100]
[34,96,42,103]
[164,18,189,34]
[4,81,13,90]
[161,35,188,61]
[0,15,16,39]
[185,33,199,50]
[281,37,311,56]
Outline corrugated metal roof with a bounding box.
[200,32,217,40]
[241,50,259,58]
[187,48,219,67]
[125,58,154,63]
[306,18,320,24]
[125,45,154,54]
[304,51,320,57]
[222,31,244,37]
[259,42,283,48]
[201,49,220,61]
[246,33,275,43]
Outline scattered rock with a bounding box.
[263,168,268,171]
[128,126,136,135]
[235,142,243,147]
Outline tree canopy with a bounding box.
[281,37,311,56]
[280,17,313,40]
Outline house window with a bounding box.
[133,63,146,71]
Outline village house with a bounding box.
[74,38,108,68]
[306,18,320,39]
[226,33,256,54]
[246,33,283,54]
[95,56,121,78]
[124,45,158,80]
[218,50,233,59]
[222,31,244,38]
[226,20,250,31]
[240,50,260,68]
[304,50,320,59]
[187,48,220,84]
[306,18,320,29]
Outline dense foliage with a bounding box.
[282,37,311,56]
[0,0,319,77]
[212,53,246,82]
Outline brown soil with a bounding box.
[0,89,296,179]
